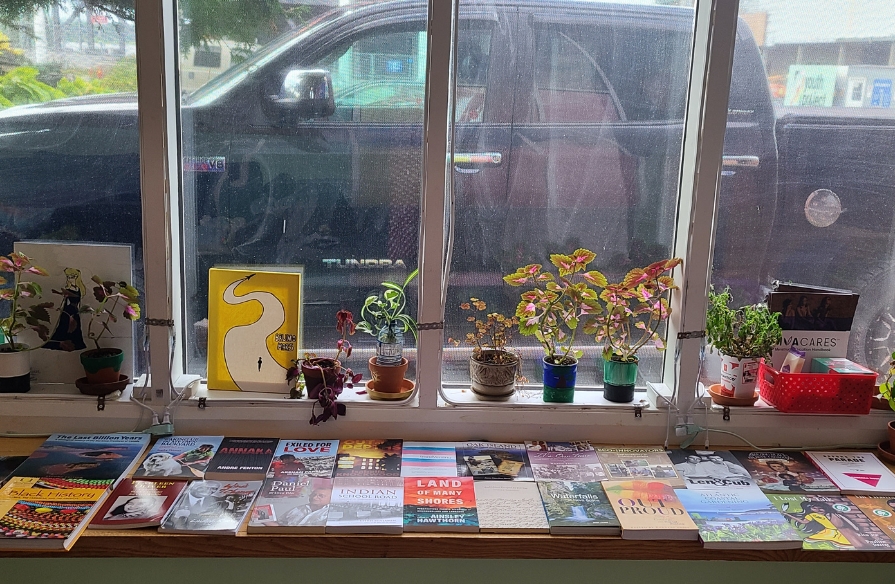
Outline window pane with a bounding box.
[0,2,144,379]
[179,2,425,379]
[711,0,895,374]
[443,2,695,396]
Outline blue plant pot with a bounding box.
[542,357,577,403]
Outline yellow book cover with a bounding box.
[848,495,895,541]
[0,477,113,502]
[207,267,302,392]
[602,479,698,540]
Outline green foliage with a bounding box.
[878,351,895,412]
[0,252,53,351]
[355,269,419,343]
[0,66,64,107]
[705,287,782,360]
[79,276,140,350]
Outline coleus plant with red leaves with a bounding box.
[0,252,52,351]
[80,277,141,351]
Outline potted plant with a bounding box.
[449,298,523,400]
[874,352,895,442]
[504,248,605,403]
[0,253,53,393]
[705,287,782,399]
[287,309,362,425]
[356,268,418,393]
[78,277,141,386]
[592,258,682,403]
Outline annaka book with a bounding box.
[603,480,699,541]
[247,477,333,534]
[805,451,895,496]
[203,437,278,481]
[455,442,533,481]
[400,442,458,477]
[132,436,224,480]
[267,440,339,479]
[473,481,549,533]
[594,447,683,487]
[325,477,404,534]
[89,479,186,529]
[0,499,98,551]
[537,481,620,535]
[334,440,403,478]
[675,487,804,549]
[767,493,895,551]
[10,433,150,482]
[0,477,113,502]
[525,442,605,482]
[665,449,756,490]
[158,480,262,535]
[403,477,478,532]
[847,496,895,543]
[0,456,27,486]
[732,451,839,494]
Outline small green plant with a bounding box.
[878,352,895,412]
[79,277,141,351]
[705,287,781,360]
[504,248,605,365]
[0,252,52,351]
[356,268,419,343]
[449,298,520,365]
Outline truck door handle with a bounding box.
[722,155,760,168]
[453,152,502,174]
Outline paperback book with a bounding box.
[132,436,224,480]
[158,480,262,535]
[203,437,278,481]
[767,493,895,551]
[455,442,533,481]
[525,442,605,482]
[805,451,895,495]
[603,480,699,540]
[334,440,403,478]
[732,451,838,494]
[666,449,755,490]
[473,481,549,533]
[325,477,404,534]
[11,433,150,482]
[847,496,895,542]
[403,477,478,532]
[675,486,804,549]
[594,447,683,487]
[247,477,333,534]
[537,481,620,535]
[0,499,97,550]
[89,479,186,529]
[267,440,339,479]
[0,456,27,486]
[401,442,458,477]
[0,477,113,502]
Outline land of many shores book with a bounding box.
[89,479,187,529]
[594,447,683,487]
[524,442,606,482]
[455,442,533,480]
[325,478,404,534]
[204,437,278,481]
[334,440,403,478]
[400,442,458,477]
[248,476,333,534]
[10,433,150,483]
[675,486,803,550]
[537,481,620,535]
[603,480,699,541]
[132,436,224,480]
[473,481,549,533]
[159,480,262,535]
[731,451,838,494]
[805,451,895,496]
[267,440,339,479]
[403,477,478,532]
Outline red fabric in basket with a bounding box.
[757,361,876,414]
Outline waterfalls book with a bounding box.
[537,481,620,535]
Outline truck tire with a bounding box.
[851,267,895,374]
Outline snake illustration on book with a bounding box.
[222,274,287,390]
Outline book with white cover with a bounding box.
[473,481,549,533]
[325,477,403,534]
[805,452,895,495]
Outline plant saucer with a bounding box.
[707,383,758,407]
[367,378,414,401]
[76,374,129,397]
[470,386,515,401]
[877,441,895,465]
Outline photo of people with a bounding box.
[732,451,837,493]
[667,450,753,487]
[103,495,166,521]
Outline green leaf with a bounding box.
[403,268,419,288]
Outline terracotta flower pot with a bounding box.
[80,348,124,385]
[301,358,340,396]
[368,356,409,393]
[888,420,895,448]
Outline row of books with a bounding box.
[4,435,895,551]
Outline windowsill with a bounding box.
[0,383,135,402]
[438,384,651,409]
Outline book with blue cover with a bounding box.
[11,434,150,482]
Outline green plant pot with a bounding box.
[80,348,125,384]
[603,356,638,403]
[543,357,577,403]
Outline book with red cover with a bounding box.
[89,479,187,529]
[403,477,478,532]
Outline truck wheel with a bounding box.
[851,268,895,374]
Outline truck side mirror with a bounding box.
[270,69,335,120]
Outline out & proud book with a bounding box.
[603,480,698,540]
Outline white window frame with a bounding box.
[1,0,890,448]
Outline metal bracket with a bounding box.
[417,321,444,331]
[634,406,642,418]
[677,330,706,339]
[722,405,731,421]
[198,397,207,410]
[97,395,105,411]
[146,318,175,327]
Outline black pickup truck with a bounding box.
[0,1,893,370]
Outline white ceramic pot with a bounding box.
[0,347,31,393]
[719,353,761,398]
[469,350,518,399]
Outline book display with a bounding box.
[805,452,895,496]
[537,481,620,535]
[595,447,682,487]
[455,442,533,481]
[732,451,838,494]
[326,477,404,534]
[267,440,339,479]
[526,442,606,482]
[158,480,262,535]
[133,436,223,480]
[403,477,478,532]
[89,479,186,529]
[666,449,756,490]
[334,440,403,478]
[603,480,699,541]
[473,481,549,533]
[247,477,333,534]
[204,437,278,481]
